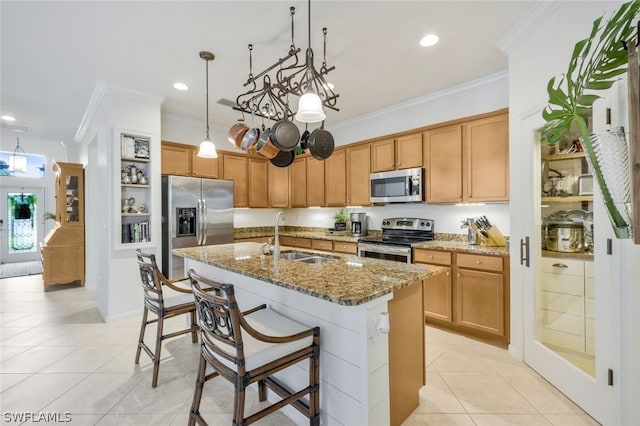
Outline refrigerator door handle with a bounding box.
[196,199,202,245]
[201,198,207,246]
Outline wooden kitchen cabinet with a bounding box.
[311,239,333,251]
[371,138,396,172]
[456,263,504,336]
[306,156,325,207]
[161,142,191,176]
[191,150,219,178]
[415,250,453,322]
[324,148,347,206]
[414,247,509,346]
[423,110,508,203]
[269,162,289,208]
[347,144,371,206]
[290,157,307,207]
[248,158,269,208]
[279,236,312,248]
[396,133,423,170]
[371,134,423,172]
[41,161,85,291]
[222,153,248,207]
[333,241,358,254]
[161,141,218,178]
[424,124,463,203]
[463,113,509,202]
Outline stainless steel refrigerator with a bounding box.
[162,176,234,279]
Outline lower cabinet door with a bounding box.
[423,267,452,322]
[455,269,504,336]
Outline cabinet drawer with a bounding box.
[540,273,584,296]
[456,253,503,272]
[312,239,333,251]
[413,249,452,266]
[540,257,584,276]
[279,236,312,248]
[334,242,357,254]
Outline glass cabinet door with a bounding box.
[54,162,84,226]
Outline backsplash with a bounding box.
[233,203,509,236]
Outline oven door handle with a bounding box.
[358,243,412,256]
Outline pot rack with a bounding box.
[232,4,339,122]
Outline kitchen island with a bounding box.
[174,242,445,426]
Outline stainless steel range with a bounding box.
[358,218,434,263]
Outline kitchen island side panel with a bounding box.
[184,259,392,426]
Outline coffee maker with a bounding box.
[350,212,367,237]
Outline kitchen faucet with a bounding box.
[274,211,285,261]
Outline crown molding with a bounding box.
[498,1,564,54]
[330,71,508,132]
[161,112,228,133]
[74,80,107,143]
[75,81,164,143]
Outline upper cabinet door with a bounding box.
[161,143,191,176]
[396,133,423,170]
[269,162,290,208]
[290,157,307,207]
[371,138,396,172]
[463,113,509,202]
[347,144,371,206]
[324,149,347,206]
[306,157,325,207]
[424,124,463,203]
[248,158,269,208]
[191,150,219,179]
[222,154,248,207]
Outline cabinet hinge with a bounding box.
[608,368,614,386]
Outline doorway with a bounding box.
[0,187,45,263]
[519,112,615,425]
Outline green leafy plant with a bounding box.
[541,0,640,229]
[334,209,349,223]
[43,212,56,221]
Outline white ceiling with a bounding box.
[0,1,536,145]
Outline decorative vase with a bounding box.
[579,127,633,239]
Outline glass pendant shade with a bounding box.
[9,155,27,172]
[198,138,217,158]
[296,91,325,123]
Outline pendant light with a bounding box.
[197,51,218,158]
[295,0,326,123]
[9,137,27,173]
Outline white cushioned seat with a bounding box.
[215,308,314,371]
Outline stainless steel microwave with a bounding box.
[370,167,423,203]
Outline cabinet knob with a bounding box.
[446,272,450,276]
[476,260,481,264]
[457,273,461,278]
[429,255,433,259]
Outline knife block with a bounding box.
[481,226,507,247]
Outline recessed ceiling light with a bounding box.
[1,115,16,122]
[420,34,439,47]
[173,82,189,91]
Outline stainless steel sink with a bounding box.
[296,256,336,264]
[279,252,311,261]
[279,251,338,264]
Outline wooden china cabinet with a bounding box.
[40,161,85,291]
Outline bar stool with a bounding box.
[135,249,199,387]
[187,269,320,426]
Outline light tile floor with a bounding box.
[1,275,600,425]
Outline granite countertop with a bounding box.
[412,240,510,257]
[174,242,444,306]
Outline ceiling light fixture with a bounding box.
[197,51,217,158]
[173,82,189,91]
[420,34,440,47]
[9,138,27,173]
[1,115,16,122]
